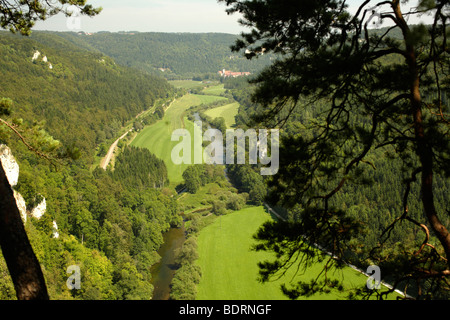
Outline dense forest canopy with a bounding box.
[0,30,180,300]
[54,31,274,79]
[0,0,448,301]
[0,24,281,300]
[0,31,173,160]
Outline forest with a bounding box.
[53,31,274,79]
[226,72,450,240]
[0,16,448,299]
[222,55,450,297]
[0,31,180,299]
[0,31,173,161]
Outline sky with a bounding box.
[34,0,245,34]
[33,0,432,34]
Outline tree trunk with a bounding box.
[0,163,49,300]
[392,0,450,267]
[405,33,450,269]
[411,81,450,266]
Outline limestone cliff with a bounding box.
[0,145,49,227]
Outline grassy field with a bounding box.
[169,80,205,90]
[202,84,226,96]
[195,94,228,105]
[131,94,226,186]
[178,182,225,213]
[204,102,239,128]
[196,206,396,300]
[169,80,225,94]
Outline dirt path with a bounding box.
[100,129,132,170]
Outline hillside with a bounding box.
[1,24,446,301]
[54,32,274,79]
[0,31,180,300]
[131,93,228,186]
[0,31,173,160]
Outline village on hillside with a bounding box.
[218,69,251,78]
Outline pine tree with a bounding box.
[220,0,450,299]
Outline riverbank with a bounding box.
[150,225,186,300]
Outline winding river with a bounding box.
[150,224,186,300]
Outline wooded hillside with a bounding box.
[0,31,173,160]
[0,31,179,300]
[55,32,274,79]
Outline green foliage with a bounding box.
[56,32,273,79]
[227,164,267,205]
[0,98,12,116]
[170,236,202,300]
[175,237,199,266]
[0,31,173,160]
[112,146,169,190]
[0,251,15,300]
[182,166,202,194]
[170,264,202,300]
[182,164,226,194]
[7,148,181,300]
[220,0,450,299]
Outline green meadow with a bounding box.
[195,206,397,300]
[131,94,226,186]
[195,94,228,105]
[131,90,400,301]
[202,84,226,96]
[169,80,206,90]
[204,101,239,128]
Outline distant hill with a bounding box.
[0,31,173,159]
[53,32,274,79]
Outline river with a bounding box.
[150,224,186,300]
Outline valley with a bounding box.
[0,23,447,302]
[130,93,227,186]
[124,81,399,300]
[196,206,370,300]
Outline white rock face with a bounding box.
[32,50,41,61]
[52,220,59,239]
[0,145,19,187]
[13,190,27,223]
[31,197,46,220]
[0,144,47,222]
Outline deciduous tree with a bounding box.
[0,0,100,300]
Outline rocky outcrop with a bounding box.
[13,190,27,222]
[0,144,19,187]
[0,145,48,224]
[32,50,53,69]
[30,197,46,220]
